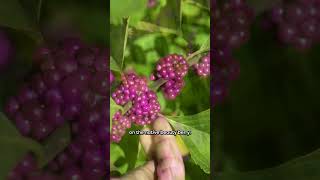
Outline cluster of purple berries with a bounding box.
[212,48,240,107]
[194,53,210,77]
[151,54,189,100]
[111,111,131,143]
[111,73,160,142]
[211,0,252,106]
[213,0,254,50]
[269,0,320,51]
[5,38,109,180]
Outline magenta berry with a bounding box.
[152,54,189,100]
[126,90,161,125]
[194,53,210,77]
[212,49,240,107]
[111,72,161,137]
[112,73,148,106]
[111,111,131,143]
[4,38,110,179]
[213,0,254,50]
[268,0,320,51]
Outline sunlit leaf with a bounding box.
[156,0,182,30]
[110,18,130,71]
[166,109,210,174]
[110,0,147,25]
[110,143,128,174]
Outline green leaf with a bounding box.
[183,0,210,12]
[110,56,121,72]
[155,36,169,57]
[110,18,130,71]
[39,123,71,167]
[166,109,210,174]
[110,98,123,130]
[134,142,148,168]
[130,44,147,64]
[150,79,167,91]
[133,21,179,35]
[0,113,44,180]
[156,0,182,30]
[18,0,42,24]
[119,125,141,171]
[110,0,147,25]
[110,143,128,174]
[215,148,320,180]
[0,0,35,31]
[199,37,210,52]
[187,37,210,65]
[182,1,201,17]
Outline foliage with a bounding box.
[110,0,210,178]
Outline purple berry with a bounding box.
[126,90,160,125]
[21,101,44,122]
[111,111,131,143]
[90,71,108,96]
[16,153,37,175]
[45,88,64,105]
[268,0,320,50]
[31,121,53,140]
[31,75,47,95]
[45,105,64,126]
[43,70,62,88]
[4,97,20,118]
[76,48,95,67]
[17,86,38,104]
[63,167,84,180]
[194,53,210,77]
[152,54,189,100]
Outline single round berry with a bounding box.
[4,97,20,118]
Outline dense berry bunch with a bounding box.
[111,73,160,142]
[111,111,131,143]
[126,90,160,125]
[112,73,148,105]
[212,48,240,107]
[194,53,210,77]
[269,0,320,50]
[213,0,254,50]
[0,28,13,70]
[5,38,109,180]
[151,54,188,100]
[212,0,251,106]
